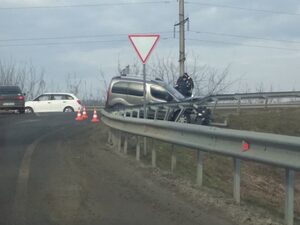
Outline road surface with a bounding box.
[0,112,235,225]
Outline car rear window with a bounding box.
[112,82,128,95]
[0,86,21,95]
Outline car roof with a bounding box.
[42,92,77,97]
[111,75,166,86]
[0,85,22,92]
[0,85,21,89]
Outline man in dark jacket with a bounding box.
[175,73,194,97]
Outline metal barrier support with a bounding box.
[143,137,147,156]
[117,131,122,152]
[108,129,112,145]
[152,140,156,167]
[136,136,140,161]
[124,135,128,154]
[171,145,177,173]
[111,130,117,149]
[285,168,295,225]
[233,158,241,204]
[196,150,204,187]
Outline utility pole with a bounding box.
[179,0,185,77]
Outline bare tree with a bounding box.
[65,73,82,96]
[0,59,46,99]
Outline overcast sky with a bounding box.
[0,0,300,98]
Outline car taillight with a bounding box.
[18,96,24,100]
[77,100,82,105]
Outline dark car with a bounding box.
[0,86,25,114]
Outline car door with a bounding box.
[127,82,144,105]
[149,85,173,103]
[51,94,66,112]
[32,94,51,112]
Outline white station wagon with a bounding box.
[25,93,82,113]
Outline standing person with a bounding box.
[175,72,194,97]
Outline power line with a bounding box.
[190,30,300,44]
[0,37,173,47]
[186,38,300,52]
[0,39,126,47]
[0,31,172,42]
[186,1,300,16]
[0,1,173,10]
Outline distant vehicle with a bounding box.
[0,85,25,114]
[106,75,185,109]
[25,93,82,113]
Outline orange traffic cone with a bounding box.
[75,109,83,121]
[82,106,88,119]
[91,108,99,123]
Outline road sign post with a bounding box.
[128,34,160,118]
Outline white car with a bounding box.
[25,93,82,113]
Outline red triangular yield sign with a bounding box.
[128,34,160,64]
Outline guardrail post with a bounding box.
[152,139,156,167]
[124,134,128,154]
[196,150,204,187]
[164,107,170,121]
[143,137,147,156]
[211,99,218,116]
[117,131,122,152]
[285,168,294,225]
[108,129,112,145]
[264,97,269,109]
[171,145,177,173]
[110,129,116,148]
[237,97,241,115]
[136,136,140,161]
[233,158,241,204]
[137,109,140,118]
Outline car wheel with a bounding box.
[63,106,74,112]
[177,113,191,123]
[25,107,34,114]
[172,110,191,123]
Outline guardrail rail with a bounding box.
[101,109,300,225]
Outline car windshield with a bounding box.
[161,83,185,100]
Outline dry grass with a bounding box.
[129,108,300,219]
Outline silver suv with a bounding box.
[105,76,185,108]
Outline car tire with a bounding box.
[25,107,34,114]
[171,110,191,123]
[63,106,74,112]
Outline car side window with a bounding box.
[65,95,74,100]
[36,95,50,101]
[150,86,173,102]
[53,95,64,100]
[112,82,128,95]
[128,83,144,97]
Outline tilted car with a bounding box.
[105,75,210,124]
[106,75,185,108]
[25,93,82,113]
[0,85,25,114]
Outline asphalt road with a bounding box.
[0,112,234,225]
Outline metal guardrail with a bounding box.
[85,91,300,116]
[101,109,300,225]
